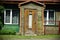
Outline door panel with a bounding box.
[24,9,29,32]
[32,10,37,32]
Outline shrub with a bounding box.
[0,29,16,35]
[0,5,4,30]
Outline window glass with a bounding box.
[5,10,10,23]
[12,10,19,24]
[44,11,47,24]
[49,10,54,24]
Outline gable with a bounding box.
[19,1,45,7]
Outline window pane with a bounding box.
[5,10,10,23]
[44,11,47,24]
[49,10,54,24]
[12,10,19,24]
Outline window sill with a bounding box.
[4,24,19,25]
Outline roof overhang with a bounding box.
[19,1,46,7]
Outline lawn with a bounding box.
[0,35,60,39]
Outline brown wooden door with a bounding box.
[24,9,37,34]
[32,10,37,33]
[24,9,29,32]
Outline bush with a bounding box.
[0,5,4,30]
[0,29,16,35]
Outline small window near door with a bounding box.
[29,14,32,28]
[4,9,19,24]
[44,10,55,25]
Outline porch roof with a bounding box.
[19,1,45,7]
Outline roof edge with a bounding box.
[19,1,46,7]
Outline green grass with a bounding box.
[0,35,60,39]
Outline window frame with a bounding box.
[44,10,55,25]
[4,9,18,24]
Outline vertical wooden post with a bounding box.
[19,7,22,35]
[18,4,23,35]
[59,21,60,34]
[41,7,45,35]
[24,9,29,33]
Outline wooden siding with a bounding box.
[44,5,60,34]
[0,0,60,2]
[44,26,59,35]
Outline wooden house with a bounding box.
[0,0,60,36]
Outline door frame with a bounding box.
[18,1,45,35]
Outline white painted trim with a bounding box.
[4,9,11,24]
[46,10,49,25]
[10,9,12,24]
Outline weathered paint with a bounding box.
[45,26,59,34]
[3,24,19,32]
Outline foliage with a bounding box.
[0,29,16,35]
[0,5,4,30]
[0,6,4,13]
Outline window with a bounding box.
[12,10,19,24]
[4,9,19,24]
[44,10,55,25]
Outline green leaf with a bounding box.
[0,5,4,13]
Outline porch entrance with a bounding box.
[24,9,37,35]
[19,1,45,35]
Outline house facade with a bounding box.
[0,0,60,36]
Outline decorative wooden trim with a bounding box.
[0,2,19,4]
[18,7,22,35]
[24,9,29,33]
[44,2,60,4]
[19,1,45,7]
[42,7,45,35]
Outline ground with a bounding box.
[0,38,60,40]
[0,35,60,40]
